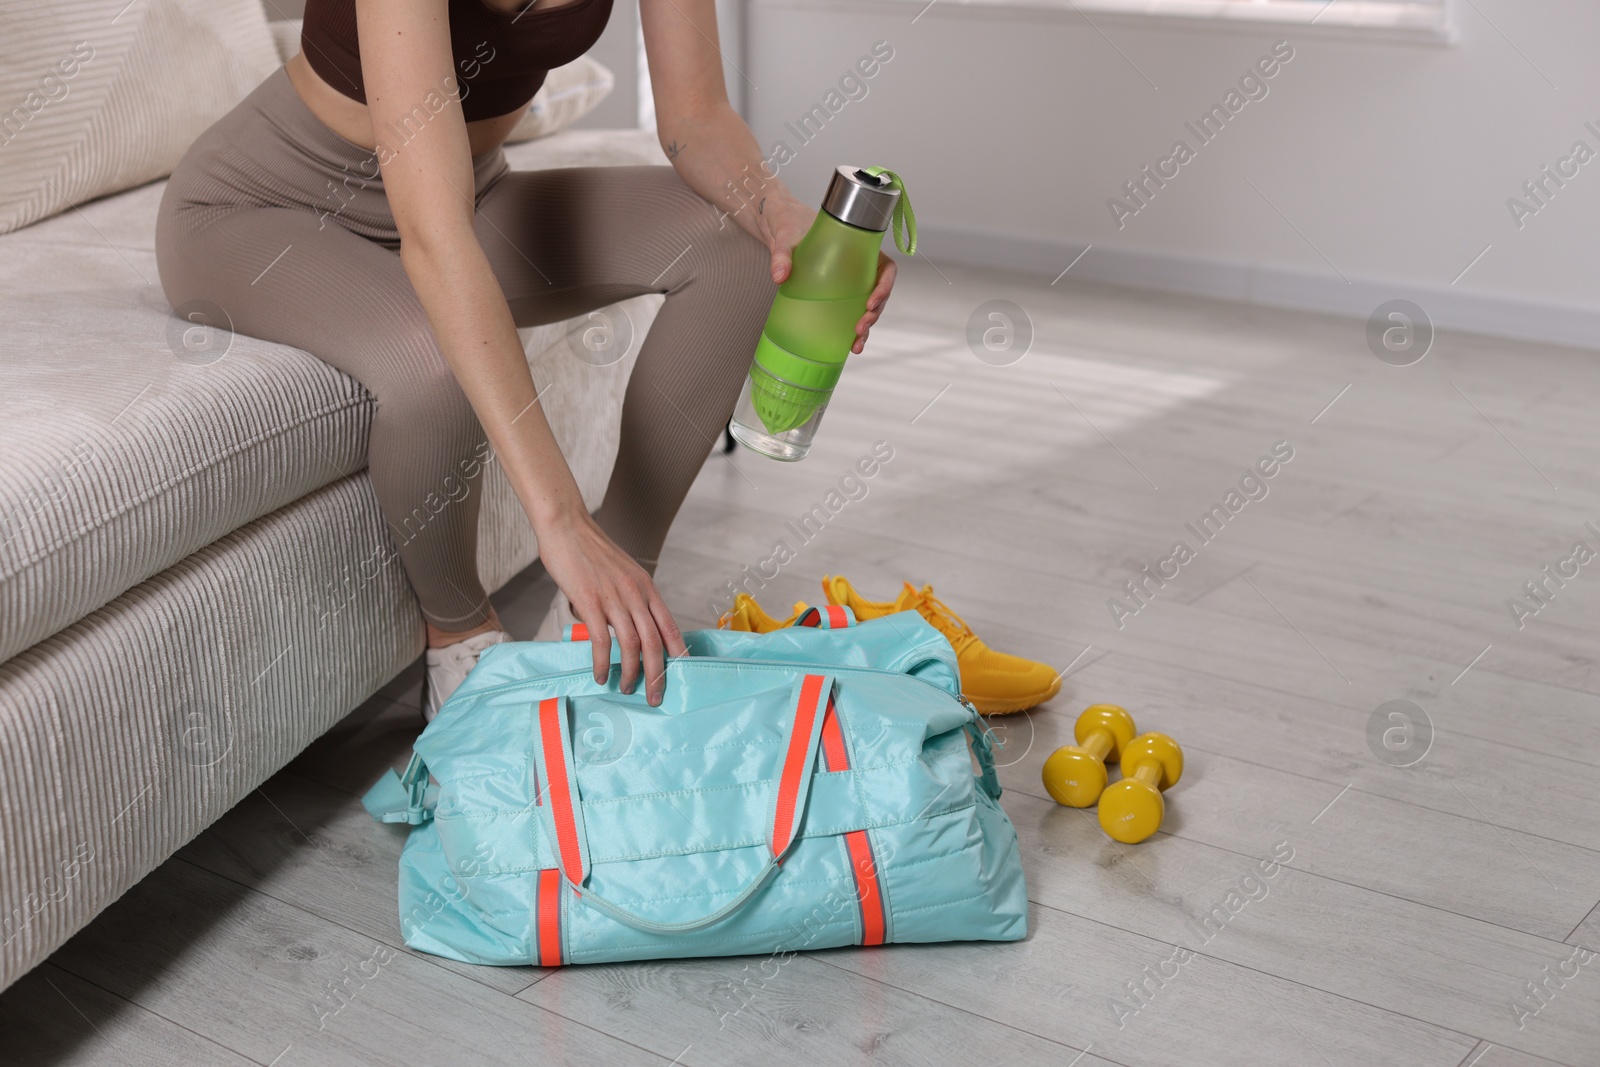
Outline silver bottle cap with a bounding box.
[821,166,900,232]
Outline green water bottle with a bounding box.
[729,165,917,461]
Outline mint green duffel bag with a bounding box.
[362,606,1027,967]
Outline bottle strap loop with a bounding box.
[863,166,917,256]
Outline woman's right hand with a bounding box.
[533,508,687,706]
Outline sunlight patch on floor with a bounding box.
[861,324,1230,445]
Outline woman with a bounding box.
[154,0,897,715]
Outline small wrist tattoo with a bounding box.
[666,140,685,161]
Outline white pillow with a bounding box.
[267,19,613,144]
[505,55,615,143]
[267,15,303,65]
[0,0,282,236]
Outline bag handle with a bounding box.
[531,672,835,936]
[795,604,856,629]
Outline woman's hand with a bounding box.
[762,194,898,355]
[533,508,688,706]
[851,252,897,355]
[760,192,814,285]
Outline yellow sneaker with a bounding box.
[822,576,1062,715]
[718,593,808,633]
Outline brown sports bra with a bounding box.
[300,0,614,123]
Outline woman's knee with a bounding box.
[363,347,491,543]
[640,170,772,289]
[670,218,775,339]
[702,195,774,279]
[710,212,776,297]
[366,335,486,457]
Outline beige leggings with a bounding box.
[155,66,775,630]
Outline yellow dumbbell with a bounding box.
[1097,732,1183,843]
[1040,704,1138,808]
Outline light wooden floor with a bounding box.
[5,260,1600,1066]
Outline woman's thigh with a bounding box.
[472,163,758,326]
[155,196,463,414]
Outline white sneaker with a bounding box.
[422,629,512,722]
[533,591,580,642]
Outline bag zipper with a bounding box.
[452,654,967,709]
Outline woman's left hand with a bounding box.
[763,193,897,356]
[851,252,897,354]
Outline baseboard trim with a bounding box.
[917,225,1600,352]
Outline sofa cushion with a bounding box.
[0,285,372,665]
[0,160,372,665]
[0,127,670,666]
[0,0,281,236]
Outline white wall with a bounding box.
[743,0,1600,348]
[572,0,641,129]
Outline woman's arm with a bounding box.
[355,0,686,703]
[640,0,897,352]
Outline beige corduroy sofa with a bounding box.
[0,0,666,991]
